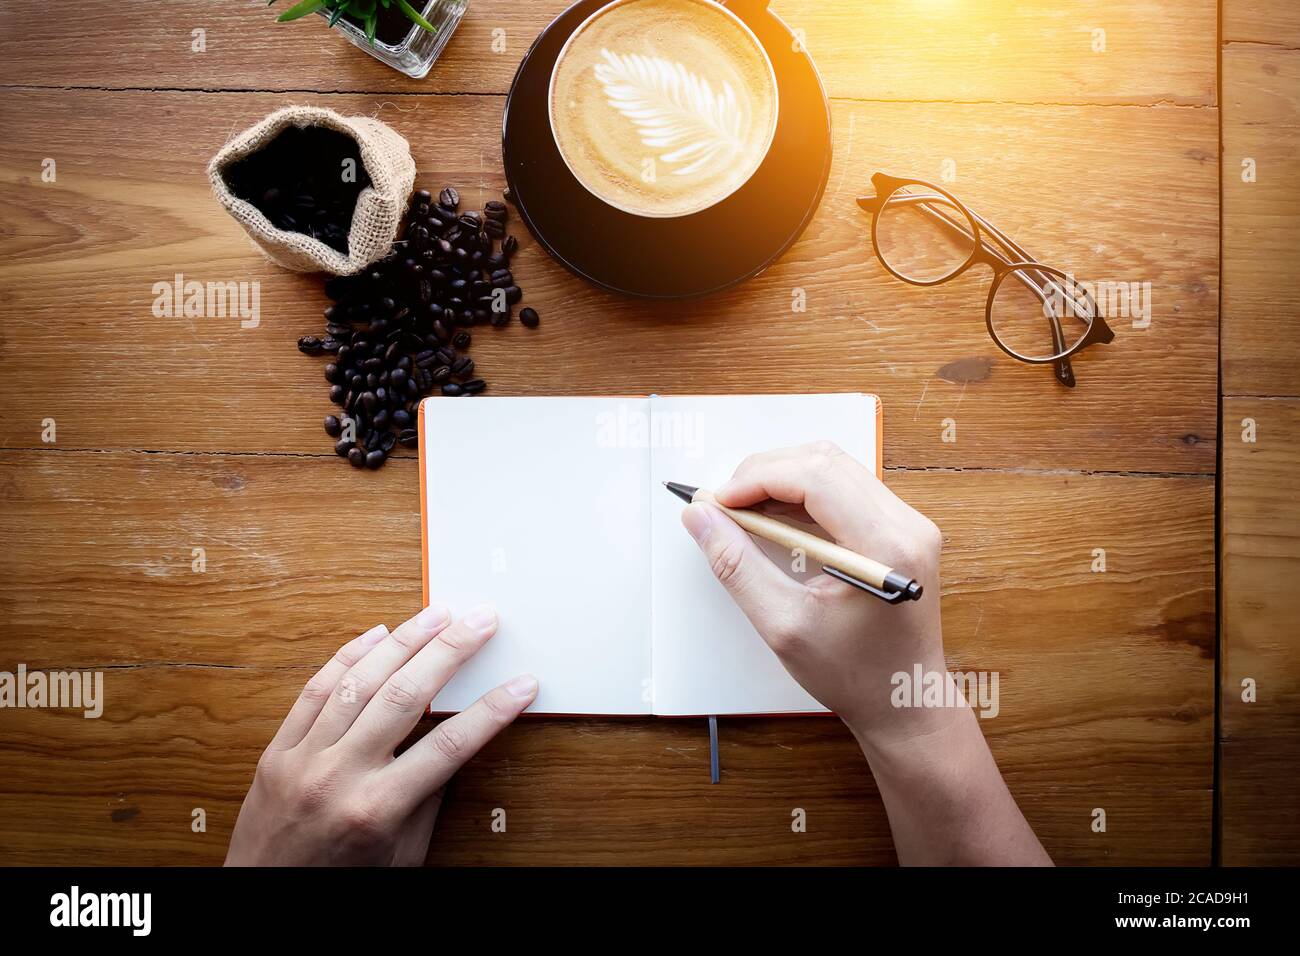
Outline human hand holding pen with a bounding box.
[679,441,1050,865]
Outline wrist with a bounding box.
[848,702,980,785]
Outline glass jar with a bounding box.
[318,0,467,79]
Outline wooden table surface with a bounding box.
[0,0,1237,865]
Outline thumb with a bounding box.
[681,502,807,638]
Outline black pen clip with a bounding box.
[821,565,921,604]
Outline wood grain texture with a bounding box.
[1224,0,1300,47]
[0,1,1217,105]
[0,663,1211,866]
[1219,398,1300,865]
[1221,44,1300,397]
[0,449,1213,864]
[0,90,1219,473]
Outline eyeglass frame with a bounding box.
[857,172,1115,388]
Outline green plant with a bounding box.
[272,0,437,46]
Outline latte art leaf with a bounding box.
[593,49,747,177]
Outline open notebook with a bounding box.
[418,393,881,716]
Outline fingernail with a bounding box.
[505,674,538,698]
[681,502,713,544]
[360,624,389,646]
[415,603,450,630]
[463,604,498,633]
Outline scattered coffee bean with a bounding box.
[520,307,540,328]
[299,184,535,469]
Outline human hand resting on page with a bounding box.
[680,441,1050,865]
[225,604,536,866]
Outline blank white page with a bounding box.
[423,397,652,715]
[648,393,877,716]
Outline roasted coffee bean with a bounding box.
[324,415,342,437]
[415,188,432,204]
[520,307,540,328]
[348,446,366,468]
[302,186,534,468]
[335,438,354,457]
[398,428,419,448]
[298,335,323,354]
[365,449,386,469]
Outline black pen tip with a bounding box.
[663,481,698,504]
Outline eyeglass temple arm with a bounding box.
[876,192,1079,386]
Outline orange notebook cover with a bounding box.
[418,394,882,717]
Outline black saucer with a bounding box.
[501,0,833,299]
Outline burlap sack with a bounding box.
[208,106,416,275]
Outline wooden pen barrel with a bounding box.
[692,489,894,589]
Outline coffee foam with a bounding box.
[550,0,777,218]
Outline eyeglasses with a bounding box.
[857,172,1114,388]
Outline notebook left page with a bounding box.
[421,397,652,715]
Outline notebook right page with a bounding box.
[648,393,878,716]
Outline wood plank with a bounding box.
[0,0,1218,105]
[1219,397,1300,865]
[1224,1,1300,47]
[0,90,1219,473]
[1221,44,1300,397]
[0,451,1216,672]
[0,448,1214,864]
[0,661,1210,866]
